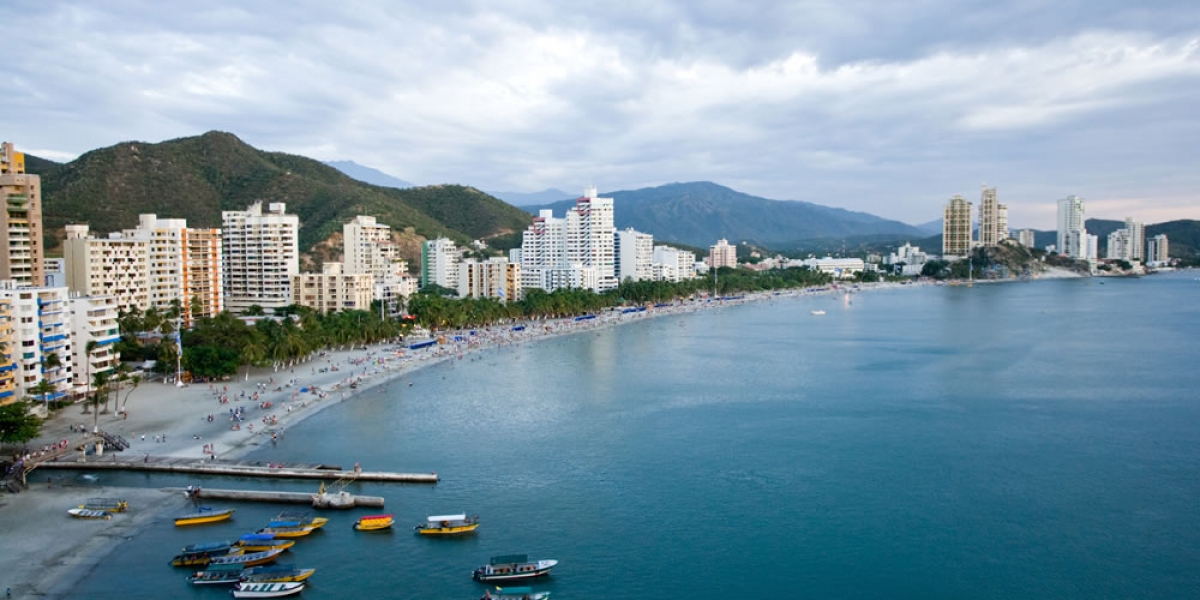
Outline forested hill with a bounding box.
[30,131,533,256]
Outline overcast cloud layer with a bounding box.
[5,0,1200,228]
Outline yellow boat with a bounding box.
[236,535,296,553]
[415,513,479,536]
[175,507,235,527]
[268,512,328,530]
[354,514,395,531]
[256,525,317,538]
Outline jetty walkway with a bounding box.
[37,455,439,483]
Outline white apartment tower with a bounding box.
[1125,218,1145,261]
[68,294,120,396]
[566,187,617,291]
[943,195,973,257]
[344,215,415,310]
[222,202,298,313]
[615,228,654,283]
[63,224,151,311]
[1107,229,1132,260]
[1018,229,1036,248]
[978,185,1008,247]
[0,142,45,286]
[458,257,522,301]
[708,239,738,269]
[292,262,374,314]
[1147,234,1169,264]
[123,215,224,325]
[421,238,462,290]
[1057,195,1088,260]
[0,281,73,403]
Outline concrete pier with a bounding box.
[38,457,438,483]
[165,487,386,508]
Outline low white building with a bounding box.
[792,257,865,278]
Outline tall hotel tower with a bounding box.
[0,142,44,286]
[977,185,1008,247]
[222,202,299,313]
[1057,195,1087,259]
[942,195,973,257]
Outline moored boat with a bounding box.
[478,587,551,600]
[188,564,244,585]
[810,310,826,315]
[172,546,241,568]
[230,581,306,598]
[256,524,317,538]
[416,513,479,536]
[210,548,285,568]
[354,514,395,531]
[268,512,328,530]
[240,565,316,583]
[175,507,236,526]
[67,508,111,520]
[236,534,296,552]
[472,555,558,582]
[80,498,128,512]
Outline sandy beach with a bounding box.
[0,280,946,598]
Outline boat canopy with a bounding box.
[240,533,275,541]
[426,514,467,523]
[490,554,528,565]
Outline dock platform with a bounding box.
[37,456,438,483]
[165,487,386,508]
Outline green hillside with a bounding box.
[35,132,533,261]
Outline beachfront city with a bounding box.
[2,2,1199,600]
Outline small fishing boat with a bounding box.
[210,548,285,568]
[175,507,235,526]
[67,508,111,520]
[268,512,328,530]
[240,565,316,583]
[416,513,479,535]
[80,498,128,512]
[810,310,826,316]
[236,534,296,552]
[472,555,558,582]
[230,581,306,598]
[188,564,244,585]
[256,524,317,538]
[354,514,395,531]
[478,587,551,600]
[172,546,241,568]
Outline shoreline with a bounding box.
[0,279,954,598]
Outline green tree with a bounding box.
[0,401,41,443]
[29,379,57,415]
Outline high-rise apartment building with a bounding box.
[1018,229,1036,248]
[0,281,72,403]
[1147,234,1169,265]
[1124,218,1145,261]
[458,257,521,301]
[943,195,973,257]
[0,142,45,286]
[1057,195,1088,260]
[421,238,462,290]
[653,246,698,282]
[1107,229,1132,260]
[292,262,374,313]
[222,202,298,313]
[615,228,654,283]
[708,239,737,269]
[566,187,617,291]
[519,187,616,293]
[68,294,120,396]
[343,215,416,311]
[63,224,151,312]
[978,186,1008,246]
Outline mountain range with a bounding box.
[527,181,926,249]
[26,132,533,268]
[323,160,413,189]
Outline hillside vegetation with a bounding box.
[32,132,534,264]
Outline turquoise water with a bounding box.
[65,274,1200,599]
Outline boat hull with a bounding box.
[67,508,111,520]
[256,526,316,538]
[237,539,296,552]
[417,522,479,535]
[175,508,235,526]
[242,567,315,583]
[231,581,305,598]
[209,549,284,568]
[473,559,558,582]
[355,518,394,531]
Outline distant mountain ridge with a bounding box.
[488,188,573,206]
[527,181,926,249]
[33,132,533,266]
[324,160,413,189]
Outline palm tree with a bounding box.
[90,371,110,433]
[83,340,99,408]
[30,379,56,415]
[121,374,141,413]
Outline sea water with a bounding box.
[64,273,1200,599]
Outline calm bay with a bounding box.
[65,273,1200,599]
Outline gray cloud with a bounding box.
[3,0,1199,228]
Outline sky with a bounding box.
[4,0,1199,229]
